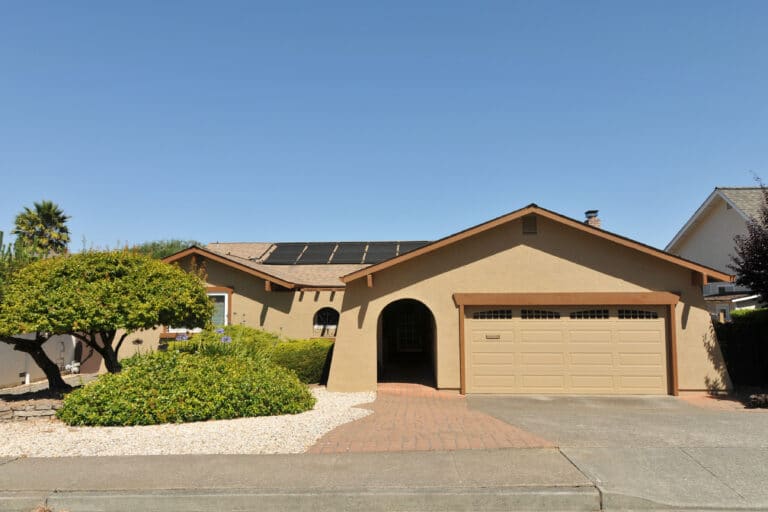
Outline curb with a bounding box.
[2,486,600,512]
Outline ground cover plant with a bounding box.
[57,350,315,426]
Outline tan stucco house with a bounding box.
[164,204,734,396]
[666,187,765,321]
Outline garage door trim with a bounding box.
[454,292,680,396]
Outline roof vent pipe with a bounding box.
[584,210,601,228]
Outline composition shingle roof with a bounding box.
[718,187,766,220]
[205,243,369,287]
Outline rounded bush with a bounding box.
[271,338,334,384]
[56,351,315,426]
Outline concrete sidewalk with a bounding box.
[0,449,595,511]
[2,447,768,511]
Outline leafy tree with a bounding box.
[0,251,214,377]
[132,239,200,259]
[730,182,768,299]
[0,231,37,300]
[12,200,71,255]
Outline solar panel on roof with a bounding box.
[363,242,398,264]
[297,243,337,264]
[264,243,306,264]
[398,241,430,255]
[330,242,367,264]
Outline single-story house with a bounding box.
[666,187,765,320]
[164,204,734,396]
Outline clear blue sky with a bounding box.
[1,1,766,250]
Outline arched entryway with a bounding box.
[378,299,436,386]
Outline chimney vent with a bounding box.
[584,210,601,228]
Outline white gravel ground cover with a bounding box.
[0,388,374,457]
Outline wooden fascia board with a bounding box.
[453,292,681,307]
[163,247,295,289]
[295,286,346,292]
[341,204,732,284]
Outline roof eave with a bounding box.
[163,246,297,289]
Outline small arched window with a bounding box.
[313,307,339,337]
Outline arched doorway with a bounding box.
[378,299,436,386]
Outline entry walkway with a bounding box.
[309,383,553,453]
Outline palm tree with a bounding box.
[12,200,71,255]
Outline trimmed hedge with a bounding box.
[169,326,334,384]
[56,350,315,426]
[715,309,768,386]
[271,338,334,384]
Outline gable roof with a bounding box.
[665,187,765,252]
[163,245,367,289]
[718,187,765,219]
[342,204,733,284]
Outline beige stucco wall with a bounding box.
[670,196,748,273]
[327,215,731,393]
[176,257,342,340]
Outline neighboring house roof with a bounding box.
[666,187,765,252]
[342,204,733,284]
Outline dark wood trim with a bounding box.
[366,274,374,288]
[265,281,272,292]
[453,292,680,307]
[164,247,295,289]
[459,304,466,395]
[341,205,733,284]
[296,287,345,292]
[667,303,679,396]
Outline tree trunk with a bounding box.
[18,344,71,392]
[101,343,122,373]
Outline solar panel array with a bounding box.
[330,242,368,264]
[262,241,431,265]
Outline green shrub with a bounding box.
[57,350,315,426]
[168,326,334,384]
[168,324,279,359]
[715,308,768,386]
[271,338,334,384]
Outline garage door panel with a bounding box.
[472,352,515,365]
[570,375,615,390]
[473,375,516,388]
[473,364,518,376]
[616,330,663,343]
[569,330,613,343]
[521,375,566,389]
[618,352,663,366]
[520,330,563,343]
[619,375,665,390]
[569,354,613,367]
[521,352,565,365]
[467,306,667,395]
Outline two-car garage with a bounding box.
[457,293,679,395]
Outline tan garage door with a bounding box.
[466,306,668,394]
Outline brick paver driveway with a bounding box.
[309,383,553,454]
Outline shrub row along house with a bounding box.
[155,204,733,396]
